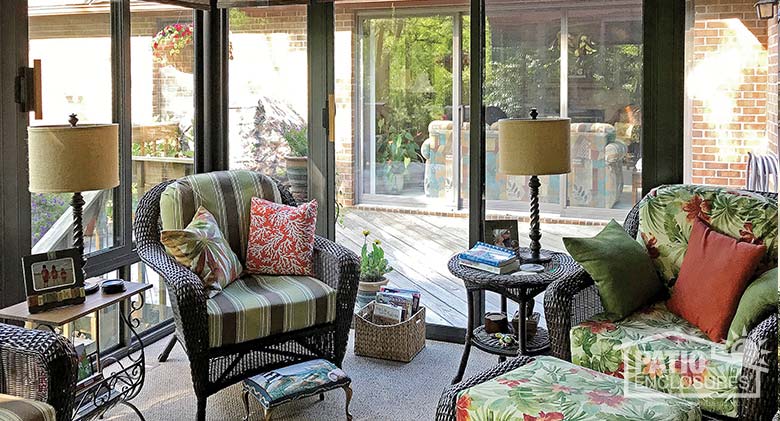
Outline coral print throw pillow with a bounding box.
[160,206,243,297]
[246,198,318,275]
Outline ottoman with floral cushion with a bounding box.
[437,356,701,421]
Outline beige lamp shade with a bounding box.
[28,124,119,193]
[498,118,571,176]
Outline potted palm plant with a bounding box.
[283,127,308,202]
[356,230,393,310]
[381,130,418,194]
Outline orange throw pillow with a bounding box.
[667,218,766,342]
[246,198,318,275]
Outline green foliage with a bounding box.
[283,127,308,157]
[31,193,69,246]
[359,230,392,280]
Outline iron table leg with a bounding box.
[452,290,475,384]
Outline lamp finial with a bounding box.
[68,113,78,127]
[529,108,538,120]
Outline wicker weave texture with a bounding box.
[542,187,778,421]
[354,302,426,363]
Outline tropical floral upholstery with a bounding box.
[206,274,336,348]
[568,123,625,209]
[160,170,282,265]
[637,184,778,284]
[455,356,701,421]
[571,303,743,417]
[0,394,56,421]
[161,206,243,297]
[421,120,454,198]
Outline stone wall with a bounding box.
[688,0,776,188]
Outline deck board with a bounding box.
[335,208,602,329]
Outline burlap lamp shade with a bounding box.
[28,124,119,193]
[497,118,571,176]
[496,114,571,264]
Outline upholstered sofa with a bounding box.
[0,323,78,421]
[545,184,778,420]
[422,120,627,208]
[135,170,360,421]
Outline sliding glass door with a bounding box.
[357,11,467,210]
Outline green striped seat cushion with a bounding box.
[0,394,55,421]
[160,170,282,265]
[206,274,336,348]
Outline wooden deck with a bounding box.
[335,208,602,328]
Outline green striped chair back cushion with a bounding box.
[160,170,282,264]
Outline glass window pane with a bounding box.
[131,3,196,223]
[684,1,778,189]
[29,1,116,254]
[129,262,173,333]
[228,6,309,191]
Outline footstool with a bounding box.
[436,356,701,421]
[242,359,353,421]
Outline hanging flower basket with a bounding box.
[152,23,234,74]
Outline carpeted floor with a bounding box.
[101,332,498,421]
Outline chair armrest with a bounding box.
[311,235,360,364]
[543,266,603,361]
[134,180,209,360]
[436,356,534,421]
[738,313,777,420]
[0,324,77,421]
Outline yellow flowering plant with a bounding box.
[359,230,392,281]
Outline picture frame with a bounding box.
[22,248,86,313]
[483,220,520,250]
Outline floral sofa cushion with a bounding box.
[637,184,777,284]
[570,303,744,418]
[456,355,701,421]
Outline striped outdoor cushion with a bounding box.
[160,170,282,265]
[0,394,55,421]
[206,274,336,348]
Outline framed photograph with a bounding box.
[22,248,86,313]
[484,220,520,250]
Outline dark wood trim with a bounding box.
[201,5,229,172]
[0,0,31,308]
[426,323,466,344]
[308,0,336,239]
[469,0,486,331]
[194,10,206,173]
[642,0,685,190]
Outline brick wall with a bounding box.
[688,0,774,188]
[768,17,778,155]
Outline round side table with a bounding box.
[448,248,578,384]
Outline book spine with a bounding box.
[459,260,502,274]
[458,252,501,266]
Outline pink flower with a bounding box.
[580,320,617,334]
[587,390,626,407]
[641,232,660,259]
[739,222,763,245]
[642,357,665,379]
[456,394,472,421]
[497,378,529,388]
[682,195,711,222]
[523,412,565,421]
[551,384,572,393]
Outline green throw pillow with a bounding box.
[563,220,665,320]
[726,267,778,349]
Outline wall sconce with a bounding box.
[754,0,778,20]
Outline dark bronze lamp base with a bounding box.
[518,249,552,264]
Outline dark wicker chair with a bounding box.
[134,172,360,421]
[544,189,778,421]
[0,323,78,421]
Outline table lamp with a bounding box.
[28,114,119,265]
[498,109,570,263]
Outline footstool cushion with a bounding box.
[454,356,701,421]
[242,359,352,420]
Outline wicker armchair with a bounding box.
[134,171,360,421]
[0,323,78,421]
[544,188,778,420]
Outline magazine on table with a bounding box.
[459,259,520,274]
[379,286,420,314]
[458,242,517,267]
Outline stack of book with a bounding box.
[372,287,421,325]
[458,242,519,274]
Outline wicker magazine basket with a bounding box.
[354,301,426,363]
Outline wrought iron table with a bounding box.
[448,249,578,384]
[0,281,151,420]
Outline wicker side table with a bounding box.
[448,249,578,384]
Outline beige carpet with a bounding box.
[101,332,498,421]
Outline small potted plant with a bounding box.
[283,127,308,201]
[382,130,418,194]
[356,230,393,310]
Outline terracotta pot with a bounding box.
[285,155,308,202]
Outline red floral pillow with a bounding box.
[246,198,318,275]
